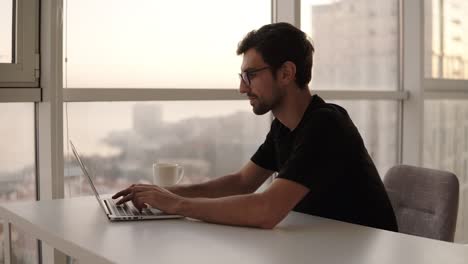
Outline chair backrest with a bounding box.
[384,164,459,242]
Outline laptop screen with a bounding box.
[69,140,107,212]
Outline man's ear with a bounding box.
[278,61,297,85]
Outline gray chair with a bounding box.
[384,164,459,242]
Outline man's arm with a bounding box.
[175,178,309,229]
[115,178,309,229]
[165,161,273,198]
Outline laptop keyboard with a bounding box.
[117,202,138,216]
[107,199,155,216]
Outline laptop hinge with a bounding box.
[102,199,113,215]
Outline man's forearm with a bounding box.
[166,173,253,198]
[175,193,278,229]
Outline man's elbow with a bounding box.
[252,194,287,229]
[258,220,279,229]
[256,211,284,229]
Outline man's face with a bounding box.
[239,49,283,115]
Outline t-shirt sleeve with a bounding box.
[251,125,278,172]
[277,110,344,194]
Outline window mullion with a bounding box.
[401,0,425,166]
[38,0,67,263]
[63,88,408,102]
[273,0,300,26]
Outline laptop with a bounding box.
[69,140,183,221]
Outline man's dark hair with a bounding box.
[237,22,314,89]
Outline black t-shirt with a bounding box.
[251,95,398,232]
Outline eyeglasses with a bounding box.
[238,66,270,87]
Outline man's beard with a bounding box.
[250,87,282,115]
[252,101,271,115]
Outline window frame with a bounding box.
[0,0,39,88]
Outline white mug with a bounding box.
[152,162,184,186]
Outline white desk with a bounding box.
[1,196,467,264]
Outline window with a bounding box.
[300,0,399,90]
[0,103,38,264]
[423,0,468,243]
[11,0,468,262]
[424,0,468,80]
[63,101,270,196]
[0,0,38,86]
[0,0,40,262]
[63,0,270,89]
[423,100,468,242]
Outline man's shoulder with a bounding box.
[301,104,348,132]
[295,102,360,147]
[306,102,348,120]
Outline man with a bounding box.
[113,22,398,232]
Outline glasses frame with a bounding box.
[238,66,271,87]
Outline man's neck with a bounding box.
[272,86,312,131]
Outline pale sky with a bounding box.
[0,0,12,62]
[63,0,271,88]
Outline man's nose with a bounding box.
[239,80,250,94]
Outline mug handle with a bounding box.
[175,165,184,184]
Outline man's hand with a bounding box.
[112,184,185,215]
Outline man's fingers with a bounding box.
[116,192,134,205]
[112,188,131,199]
[113,185,169,208]
[112,184,155,199]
